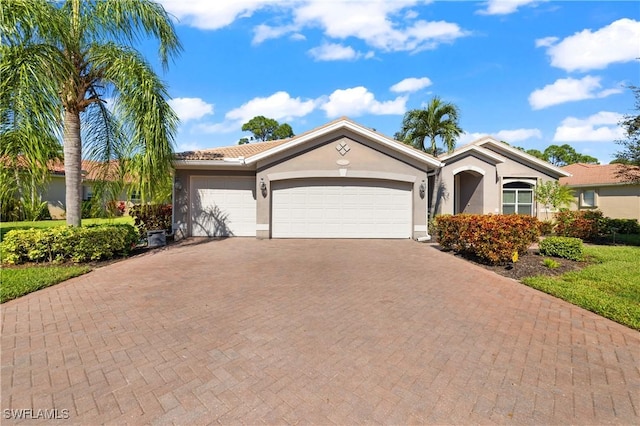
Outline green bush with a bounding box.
[130,204,172,236]
[1,224,138,264]
[603,218,640,235]
[435,214,540,265]
[539,236,583,261]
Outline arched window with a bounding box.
[502,181,533,215]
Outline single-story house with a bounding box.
[172,117,570,239]
[560,163,640,220]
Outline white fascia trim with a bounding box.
[440,144,505,163]
[244,119,443,168]
[451,165,486,176]
[477,139,571,177]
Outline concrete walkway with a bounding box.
[1,239,638,424]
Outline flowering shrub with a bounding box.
[1,224,138,264]
[129,204,172,236]
[435,214,540,265]
[555,210,605,240]
[539,236,583,261]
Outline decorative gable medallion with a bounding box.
[336,141,350,156]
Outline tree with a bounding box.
[534,180,575,220]
[1,0,181,226]
[614,85,640,182]
[396,97,463,156]
[239,116,294,144]
[543,144,599,166]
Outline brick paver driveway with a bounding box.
[2,239,639,424]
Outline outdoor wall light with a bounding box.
[419,180,426,199]
[260,178,267,197]
[174,176,183,191]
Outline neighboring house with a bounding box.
[43,159,106,219]
[172,118,570,240]
[560,163,640,220]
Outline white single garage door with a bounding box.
[272,179,412,238]
[190,176,256,237]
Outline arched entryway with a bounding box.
[454,168,484,214]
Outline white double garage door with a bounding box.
[191,177,412,238]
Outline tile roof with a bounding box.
[560,163,636,185]
[174,139,290,160]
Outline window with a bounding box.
[502,182,533,215]
[581,190,596,208]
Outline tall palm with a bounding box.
[397,97,463,156]
[0,0,181,226]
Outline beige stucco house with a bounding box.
[172,118,570,239]
[560,163,640,220]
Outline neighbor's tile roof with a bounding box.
[175,139,290,160]
[560,163,632,186]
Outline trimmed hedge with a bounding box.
[435,214,540,265]
[603,218,640,235]
[539,236,583,261]
[1,224,139,264]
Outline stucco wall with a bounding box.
[42,176,66,219]
[571,185,640,220]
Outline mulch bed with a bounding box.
[435,245,591,281]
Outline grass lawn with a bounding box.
[1,265,91,303]
[523,245,640,330]
[0,216,134,240]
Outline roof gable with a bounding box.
[440,136,570,177]
[174,117,442,169]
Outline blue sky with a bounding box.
[148,0,640,164]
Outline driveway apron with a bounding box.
[1,239,639,424]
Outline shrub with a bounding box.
[538,220,554,236]
[435,214,540,265]
[542,258,561,269]
[554,210,605,240]
[539,236,583,261]
[603,218,640,235]
[1,224,138,264]
[130,204,172,236]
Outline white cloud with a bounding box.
[157,0,279,30]
[477,0,541,15]
[538,18,640,72]
[457,129,541,145]
[528,76,621,110]
[225,91,316,123]
[251,1,467,53]
[553,111,625,142]
[390,77,432,93]
[534,36,557,48]
[494,128,542,142]
[168,97,214,122]
[457,132,487,146]
[308,43,369,61]
[320,86,407,118]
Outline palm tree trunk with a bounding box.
[63,110,82,226]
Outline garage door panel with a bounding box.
[191,177,256,237]
[272,179,411,238]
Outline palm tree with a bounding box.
[397,97,463,156]
[0,0,181,226]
